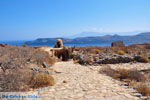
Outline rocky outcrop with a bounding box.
[73,53,149,65]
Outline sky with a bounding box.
[0,0,150,40]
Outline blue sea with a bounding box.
[0,40,131,47]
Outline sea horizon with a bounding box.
[0,40,134,47]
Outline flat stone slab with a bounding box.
[36,61,141,100]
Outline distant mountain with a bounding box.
[25,32,150,46]
[67,31,141,38]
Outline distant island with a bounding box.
[25,32,150,46]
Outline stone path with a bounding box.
[34,61,141,100]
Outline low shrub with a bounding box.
[31,49,56,66]
[0,45,56,92]
[100,67,150,97]
[140,55,149,63]
[0,69,32,92]
[100,67,145,81]
[134,55,149,63]
[100,67,130,80]
[128,69,145,81]
[0,45,56,71]
[136,84,150,96]
[116,69,129,80]
[73,59,80,64]
[30,73,55,88]
[100,66,117,77]
[116,50,125,55]
[87,49,102,54]
[0,69,55,92]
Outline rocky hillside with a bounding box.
[25,32,150,45]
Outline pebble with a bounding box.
[133,93,142,97]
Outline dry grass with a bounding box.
[100,67,150,97]
[32,49,56,66]
[87,49,102,54]
[74,44,150,57]
[73,59,80,64]
[134,55,149,63]
[74,46,103,54]
[100,66,117,77]
[73,45,150,65]
[116,50,126,55]
[30,73,55,88]
[116,69,129,80]
[135,84,150,96]
[0,69,55,92]
[100,67,131,80]
[140,55,149,63]
[0,69,32,92]
[0,45,56,71]
[0,45,56,92]
[100,67,145,81]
